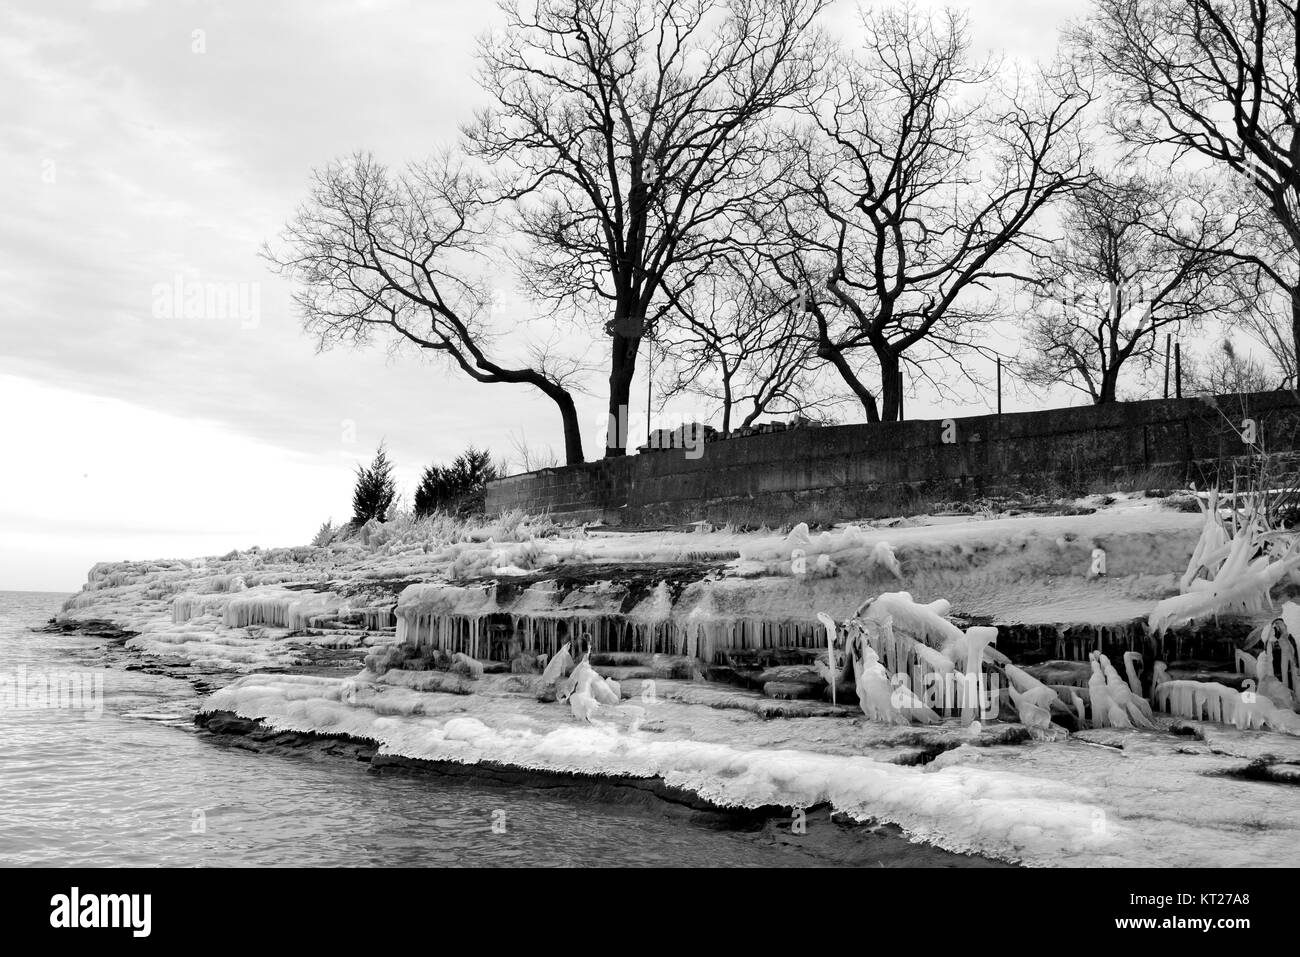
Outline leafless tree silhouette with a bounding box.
[464,0,830,455]
[1018,174,1249,403]
[1185,337,1278,395]
[1077,0,1300,381]
[754,6,1093,422]
[266,152,588,464]
[656,254,839,431]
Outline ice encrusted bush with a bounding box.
[334,508,573,554]
[311,520,336,547]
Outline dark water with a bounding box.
[0,591,874,867]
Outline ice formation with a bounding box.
[869,541,903,579]
[556,659,642,727]
[1150,491,1300,634]
[1275,604,1300,695]
[200,671,1129,866]
[1254,645,1296,710]
[815,613,840,705]
[558,660,619,706]
[1091,652,1156,729]
[864,592,965,652]
[222,592,297,629]
[538,642,574,686]
[1121,651,1144,696]
[391,578,840,666]
[52,491,1300,868]
[846,628,939,725]
[827,594,1001,723]
[959,627,998,726]
[450,651,485,679]
[171,593,219,623]
[1153,679,1250,726]
[1007,684,1057,735]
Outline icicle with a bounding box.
[1278,604,1300,695]
[1154,679,1242,724]
[1257,641,1298,710]
[846,626,939,725]
[1122,651,1145,696]
[285,597,340,632]
[223,594,295,629]
[171,593,209,623]
[1097,652,1156,728]
[816,613,839,705]
[960,627,997,726]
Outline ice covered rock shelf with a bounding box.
[384,578,1253,682]
[363,497,1205,671]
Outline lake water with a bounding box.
[0,590,869,867]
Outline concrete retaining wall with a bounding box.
[486,391,1300,526]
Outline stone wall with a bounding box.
[486,391,1300,526]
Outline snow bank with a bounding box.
[199,669,1300,867]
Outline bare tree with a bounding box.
[463,0,830,455]
[757,7,1093,422]
[657,256,836,432]
[265,153,587,464]
[506,429,560,473]
[1221,188,1300,382]
[1239,292,1299,384]
[1185,337,1278,395]
[1076,0,1300,379]
[1018,174,1248,403]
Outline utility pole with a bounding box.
[897,368,904,420]
[645,335,652,448]
[1170,335,1180,397]
[996,357,1003,416]
[1174,341,1182,399]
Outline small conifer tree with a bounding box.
[351,442,396,524]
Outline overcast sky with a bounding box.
[1,0,1088,591]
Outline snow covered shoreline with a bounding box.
[52,497,1300,866]
[187,666,1300,867]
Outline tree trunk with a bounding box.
[529,378,585,465]
[878,350,901,422]
[605,330,641,457]
[1291,286,1300,387]
[1096,365,1119,404]
[555,390,585,465]
[818,342,880,423]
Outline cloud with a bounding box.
[0,1,577,461]
[0,0,1092,589]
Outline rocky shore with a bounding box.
[49,498,1300,867]
[193,708,1009,866]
